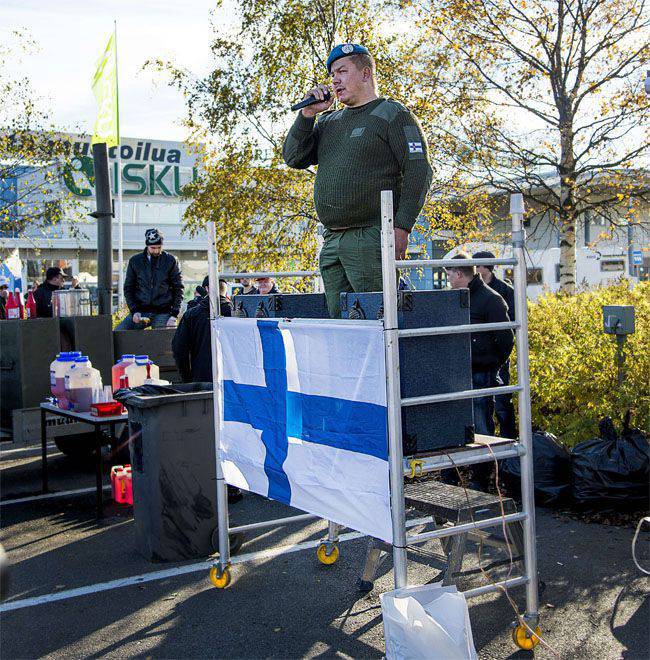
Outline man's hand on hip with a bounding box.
[394,228,409,260]
[132,312,142,324]
[166,316,177,328]
[301,84,334,118]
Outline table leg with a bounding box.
[41,407,48,493]
[95,427,104,519]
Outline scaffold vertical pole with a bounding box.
[510,193,539,625]
[207,221,231,575]
[380,190,408,589]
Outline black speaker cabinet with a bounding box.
[340,290,475,455]
[0,318,60,425]
[232,293,330,319]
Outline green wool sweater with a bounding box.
[282,97,433,232]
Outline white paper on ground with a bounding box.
[380,583,477,660]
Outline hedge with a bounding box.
[521,281,649,447]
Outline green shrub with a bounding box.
[518,281,649,447]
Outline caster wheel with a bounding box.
[209,566,232,589]
[511,622,541,650]
[356,578,374,593]
[316,542,339,565]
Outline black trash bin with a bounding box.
[115,383,221,562]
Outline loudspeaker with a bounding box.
[340,290,475,454]
[0,318,60,425]
[232,293,330,319]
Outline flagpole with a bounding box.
[114,20,124,311]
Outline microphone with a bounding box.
[291,90,331,112]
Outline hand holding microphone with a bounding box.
[292,84,334,117]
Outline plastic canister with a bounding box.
[110,465,133,505]
[66,356,102,412]
[51,353,78,410]
[124,355,159,388]
[112,354,136,392]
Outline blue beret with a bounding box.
[327,43,370,74]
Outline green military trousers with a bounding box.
[319,226,384,318]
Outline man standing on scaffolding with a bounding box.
[283,44,433,318]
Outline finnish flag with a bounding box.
[216,317,392,542]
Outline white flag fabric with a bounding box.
[215,317,392,543]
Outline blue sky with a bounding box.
[3,0,227,142]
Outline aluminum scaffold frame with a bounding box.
[379,189,541,646]
[206,190,541,648]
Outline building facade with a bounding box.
[0,135,210,296]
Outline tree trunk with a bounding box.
[558,116,577,294]
[558,210,577,294]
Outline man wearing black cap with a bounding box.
[473,250,517,438]
[116,228,184,331]
[283,43,433,317]
[172,277,232,383]
[33,267,79,318]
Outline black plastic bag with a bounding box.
[114,382,213,403]
[501,431,572,505]
[572,416,649,508]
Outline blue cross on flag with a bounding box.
[216,317,392,542]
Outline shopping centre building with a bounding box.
[0,134,210,293]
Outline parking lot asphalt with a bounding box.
[1,449,648,659]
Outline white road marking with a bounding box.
[1,486,111,506]
[0,528,368,613]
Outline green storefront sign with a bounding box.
[63,155,198,198]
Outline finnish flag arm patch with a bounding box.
[403,125,426,160]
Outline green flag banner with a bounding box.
[91,33,119,147]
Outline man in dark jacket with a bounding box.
[116,228,184,330]
[33,267,79,318]
[446,254,514,436]
[172,277,232,383]
[186,285,207,311]
[473,250,517,439]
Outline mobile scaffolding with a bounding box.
[206,191,541,651]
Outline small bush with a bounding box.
[518,281,649,447]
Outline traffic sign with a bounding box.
[632,250,643,266]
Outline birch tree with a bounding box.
[419,0,649,292]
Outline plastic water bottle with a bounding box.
[112,354,136,392]
[51,353,77,410]
[66,356,102,412]
[5,292,20,319]
[25,291,37,318]
[14,289,24,319]
[124,355,158,388]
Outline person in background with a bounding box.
[0,278,9,319]
[256,277,278,295]
[239,277,258,295]
[33,267,79,318]
[0,277,9,319]
[473,250,517,439]
[117,228,184,330]
[171,276,242,502]
[186,284,207,311]
[446,253,514,488]
[172,276,232,384]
